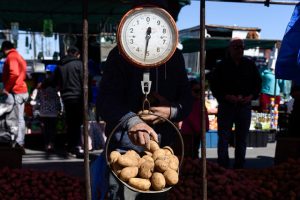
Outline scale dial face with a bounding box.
[117,6,178,68]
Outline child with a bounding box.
[181,79,209,159]
[33,67,63,152]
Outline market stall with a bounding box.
[0,1,192,200]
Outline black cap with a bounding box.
[67,46,80,54]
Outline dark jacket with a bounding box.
[97,47,193,136]
[210,56,262,104]
[55,55,83,101]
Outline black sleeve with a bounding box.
[209,62,224,102]
[251,61,262,99]
[96,48,134,130]
[170,50,193,121]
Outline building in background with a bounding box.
[179,24,267,74]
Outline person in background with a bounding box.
[1,41,29,153]
[32,66,63,152]
[259,65,287,112]
[210,38,262,169]
[97,48,192,200]
[288,82,300,137]
[181,79,209,159]
[54,46,84,158]
[96,2,193,199]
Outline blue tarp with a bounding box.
[275,2,300,85]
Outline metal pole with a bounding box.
[200,0,207,199]
[82,0,91,199]
[32,32,36,60]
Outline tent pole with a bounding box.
[82,0,92,199]
[200,0,207,199]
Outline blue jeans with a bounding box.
[14,93,29,146]
[217,102,251,168]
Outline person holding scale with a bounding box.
[96,0,193,199]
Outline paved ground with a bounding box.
[20,133,277,180]
[206,142,276,169]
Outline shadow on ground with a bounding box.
[207,156,274,169]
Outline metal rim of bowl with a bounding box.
[105,112,184,193]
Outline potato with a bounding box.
[125,150,140,159]
[117,155,139,167]
[138,157,146,167]
[162,146,174,155]
[151,172,166,191]
[148,140,160,153]
[119,166,138,182]
[110,151,121,163]
[168,161,179,171]
[142,155,154,163]
[128,178,151,191]
[168,155,179,171]
[164,169,179,185]
[155,159,169,173]
[139,160,154,179]
[169,155,179,165]
[143,151,152,156]
[156,155,171,163]
[152,149,166,161]
[111,162,123,176]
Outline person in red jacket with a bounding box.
[181,79,209,158]
[1,41,29,151]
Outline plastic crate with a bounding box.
[208,130,218,148]
[200,130,218,148]
[247,130,268,147]
[229,130,268,148]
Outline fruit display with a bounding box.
[168,158,300,200]
[109,140,180,192]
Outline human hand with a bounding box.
[139,106,171,124]
[128,122,158,149]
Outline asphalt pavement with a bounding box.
[21,133,277,180]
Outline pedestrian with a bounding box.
[180,79,209,159]
[96,4,193,199]
[32,66,63,152]
[259,65,287,112]
[210,38,262,169]
[54,46,84,158]
[1,41,29,153]
[286,81,300,137]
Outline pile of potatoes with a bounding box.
[109,140,180,191]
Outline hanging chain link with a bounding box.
[141,70,152,112]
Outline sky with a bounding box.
[177,1,296,40]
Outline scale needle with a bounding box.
[144,27,151,61]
